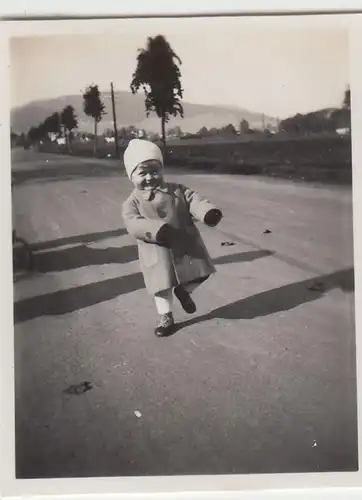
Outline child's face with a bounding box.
[132,160,163,190]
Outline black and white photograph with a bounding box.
[7,13,358,486]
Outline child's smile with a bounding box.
[132,160,163,191]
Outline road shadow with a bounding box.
[14,272,145,324]
[32,247,272,274]
[174,267,354,332]
[33,245,138,273]
[213,250,274,265]
[14,263,354,325]
[31,228,128,252]
[13,248,275,323]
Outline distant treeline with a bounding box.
[11,85,351,149]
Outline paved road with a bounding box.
[12,149,357,478]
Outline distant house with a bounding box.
[336,127,350,136]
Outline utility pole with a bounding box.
[110,82,120,159]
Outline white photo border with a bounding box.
[1,10,362,500]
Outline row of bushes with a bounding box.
[170,135,352,184]
[168,135,352,168]
[168,157,352,184]
[37,135,352,185]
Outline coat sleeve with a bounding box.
[122,196,168,243]
[180,184,221,224]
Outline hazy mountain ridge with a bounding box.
[11,91,278,135]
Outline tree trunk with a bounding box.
[67,130,73,153]
[161,115,166,160]
[94,119,98,156]
[65,129,70,153]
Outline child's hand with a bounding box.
[204,209,223,227]
[156,224,189,257]
[156,224,178,247]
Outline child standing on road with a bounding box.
[122,139,223,337]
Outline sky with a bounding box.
[10,17,349,119]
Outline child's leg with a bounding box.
[154,288,174,315]
[174,276,208,314]
[153,288,175,337]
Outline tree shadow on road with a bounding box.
[31,228,128,252]
[213,250,274,265]
[13,249,275,323]
[14,272,146,324]
[33,245,138,273]
[14,265,354,326]
[174,267,354,333]
[32,247,272,274]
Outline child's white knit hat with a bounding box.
[123,139,164,179]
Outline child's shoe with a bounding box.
[174,285,196,314]
[154,312,175,337]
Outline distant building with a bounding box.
[239,119,250,134]
[336,127,350,136]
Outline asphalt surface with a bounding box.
[12,148,358,478]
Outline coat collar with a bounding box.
[137,183,170,201]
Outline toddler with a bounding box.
[122,139,222,337]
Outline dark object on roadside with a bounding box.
[13,231,34,278]
[263,229,272,234]
[64,381,93,395]
[308,281,325,292]
[83,381,93,391]
[221,241,235,247]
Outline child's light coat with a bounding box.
[122,182,217,294]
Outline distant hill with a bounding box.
[11,91,278,135]
[279,107,350,132]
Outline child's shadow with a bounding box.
[174,267,354,332]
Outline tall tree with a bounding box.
[82,84,106,155]
[27,127,38,144]
[28,125,46,145]
[43,112,62,139]
[343,86,351,111]
[38,122,49,141]
[61,105,78,152]
[130,34,184,153]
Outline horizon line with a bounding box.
[12,88,341,121]
[12,89,272,115]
